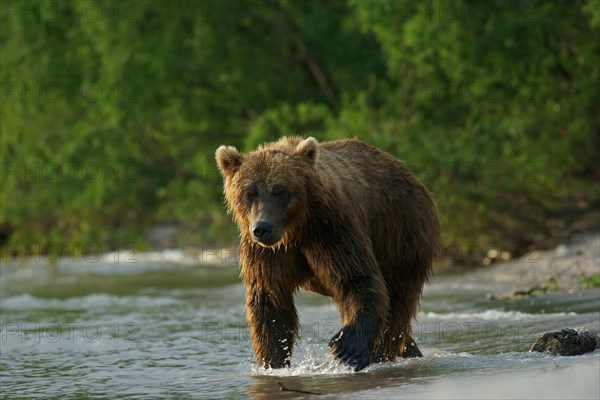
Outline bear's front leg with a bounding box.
[245,287,298,369]
[304,242,389,372]
[328,274,388,371]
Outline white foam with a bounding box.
[99,249,200,265]
[421,309,577,321]
[0,293,181,310]
[99,248,238,266]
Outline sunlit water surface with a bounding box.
[1,259,598,399]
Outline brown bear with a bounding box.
[215,137,440,371]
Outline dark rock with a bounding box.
[530,328,598,356]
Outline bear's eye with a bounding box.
[272,186,290,201]
[245,191,258,202]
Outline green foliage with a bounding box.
[245,102,333,149]
[579,275,600,289]
[1,0,598,262]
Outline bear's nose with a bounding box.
[252,221,273,240]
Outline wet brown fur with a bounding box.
[216,137,441,370]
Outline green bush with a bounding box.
[1,0,598,263]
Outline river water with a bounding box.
[1,259,598,399]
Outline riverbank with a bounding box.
[3,232,598,294]
[120,230,600,294]
[459,231,599,293]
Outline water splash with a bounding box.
[252,347,355,376]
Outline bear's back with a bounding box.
[317,139,410,194]
[317,139,439,278]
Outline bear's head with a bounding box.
[215,137,318,247]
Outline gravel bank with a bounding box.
[461,231,600,292]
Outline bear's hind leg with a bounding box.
[401,334,423,357]
[372,293,423,363]
[372,322,422,362]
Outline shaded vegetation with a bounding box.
[1,0,599,262]
[579,275,600,289]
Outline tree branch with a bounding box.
[266,0,341,113]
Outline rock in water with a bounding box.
[530,329,598,356]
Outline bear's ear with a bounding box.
[293,137,319,164]
[215,145,244,178]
